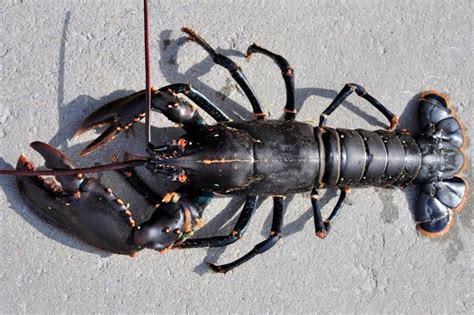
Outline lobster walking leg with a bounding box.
[319,83,398,130]
[176,195,259,248]
[312,187,350,239]
[209,196,284,273]
[246,44,296,120]
[311,188,327,238]
[181,27,267,118]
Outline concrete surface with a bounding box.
[1,0,473,313]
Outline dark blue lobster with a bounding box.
[4,28,468,273]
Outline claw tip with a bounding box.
[18,153,28,164]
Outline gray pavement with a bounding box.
[1,0,473,313]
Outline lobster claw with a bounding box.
[16,142,140,255]
[74,90,148,156]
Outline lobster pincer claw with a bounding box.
[16,142,140,255]
[74,90,148,156]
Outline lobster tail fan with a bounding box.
[419,90,467,150]
[415,177,469,238]
[416,91,469,238]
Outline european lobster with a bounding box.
[1,24,468,273]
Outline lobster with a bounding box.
[1,24,469,273]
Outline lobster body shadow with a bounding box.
[13,28,469,273]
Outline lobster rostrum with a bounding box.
[4,26,469,273]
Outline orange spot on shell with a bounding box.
[177,138,188,149]
[178,173,188,183]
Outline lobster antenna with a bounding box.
[144,0,152,145]
[0,159,147,177]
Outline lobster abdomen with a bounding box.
[315,127,422,188]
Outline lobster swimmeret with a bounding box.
[7,27,469,273]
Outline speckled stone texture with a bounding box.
[1,0,472,313]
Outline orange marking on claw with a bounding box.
[162,192,180,203]
[19,154,36,171]
[19,153,29,165]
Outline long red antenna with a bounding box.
[144,0,152,144]
[0,159,147,177]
